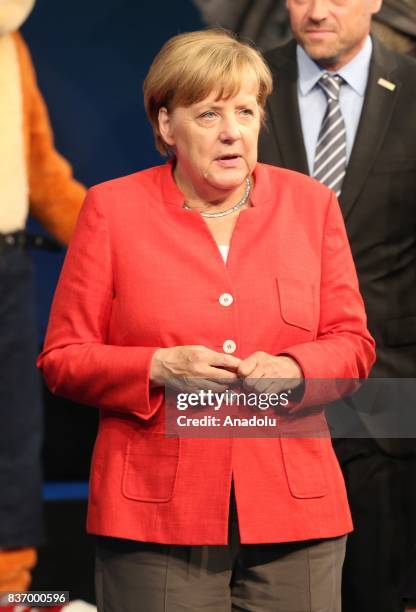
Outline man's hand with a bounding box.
[237,352,303,394]
[150,345,241,392]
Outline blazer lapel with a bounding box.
[340,38,401,219]
[265,41,309,174]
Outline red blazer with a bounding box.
[38,162,375,545]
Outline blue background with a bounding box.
[22,0,204,337]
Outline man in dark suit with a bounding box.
[259,0,416,610]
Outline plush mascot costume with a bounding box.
[0,0,86,595]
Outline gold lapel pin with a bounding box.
[377,78,396,91]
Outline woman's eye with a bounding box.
[240,108,254,117]
[199,111,217,120]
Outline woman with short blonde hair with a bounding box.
[144,28,272,154]
[39,28,375,611]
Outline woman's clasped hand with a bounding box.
[150,345,303,394]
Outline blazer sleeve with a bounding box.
[281,190,376,408]
[37,187,161,420]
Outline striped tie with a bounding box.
[313,73,347,198]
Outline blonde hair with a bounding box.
[143,28,273,155]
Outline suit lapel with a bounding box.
[265,41,309,174]
[340,39,401,219]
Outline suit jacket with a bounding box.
[259,38,416,455]
[38,161,374,544]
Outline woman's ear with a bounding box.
[158,107,175,147]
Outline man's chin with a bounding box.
[302,41,340,68]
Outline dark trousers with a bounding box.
[95,492,346,612]
[336,438,416,612]
[0,248,44,547]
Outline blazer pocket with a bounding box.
[280,437,327,498]
[276,277,314,331]
[122,430,180,502]
[386,315,416,346]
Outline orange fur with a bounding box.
[0,547,36,591]
[13,32,86,244]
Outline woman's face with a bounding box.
[159,74,261,197]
